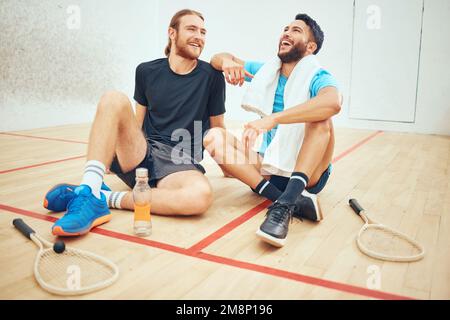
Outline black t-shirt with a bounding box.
[134,58,226,161]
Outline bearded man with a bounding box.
[205,14,341,247]
[44,9,226,236]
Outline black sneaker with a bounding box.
[294,190,323,222]
[256,202,297,247]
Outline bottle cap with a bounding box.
[136,168,149,178]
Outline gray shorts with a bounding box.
[110,139,205,188]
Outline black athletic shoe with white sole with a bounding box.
[256,202,297,247]
[294,190,323,222]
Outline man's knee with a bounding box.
[306,119,331,136]
[185,182,213,216]
[203,127,226,147]
[203,127,227,158]
[98,90,131,114]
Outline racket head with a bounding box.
[356,223,425,262]
[34,246,119,296]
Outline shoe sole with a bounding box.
[43,183,78,211]
[52,213,112,237]
[256,229,286,248]
[316,197,323,222]
[302,191,324,222]
[316,198,324,221]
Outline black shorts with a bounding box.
[268,164,332,195]
[110,139,206,189]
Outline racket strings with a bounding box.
[37,249,116,290]
[359,226,422,259]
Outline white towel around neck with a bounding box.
[242,54,322,177]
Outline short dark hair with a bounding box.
[295,13,324,55]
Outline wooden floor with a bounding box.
[0,123,449,300]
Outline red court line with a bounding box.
[196,252,413,300]
[0,155,86,175]
[0,204,185,255]
[0,204,57,224]
[0,203,414,300]
[0,132,88,145]
[0,130,384,176]
[0,130,383,176]
[1,129,398,299]
[332,131,383,163]
[93,227,188,255]
[186,200,272,254]
[186,130,385,253]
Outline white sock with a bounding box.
[81,160,106,199]
[102,190,127,209]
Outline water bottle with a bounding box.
[133,168,152,237]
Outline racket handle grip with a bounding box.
[13,219,35,239]
[349,199,364,215]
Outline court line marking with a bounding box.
[0,204,413,300]
[0,130,383,177]
[0,132,88,145]
[332,131,383,163]
[0,155,86,175]
[0,133,87,175]
[186,200,272,254]
[186,130,384,253]
[0,130,400,299]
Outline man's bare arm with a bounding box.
[135,103,147,129]
[210,53,244,70]
[243,87,342,149]
[210,53,252,86]
[209,114,226,129]
[272,87,342,124]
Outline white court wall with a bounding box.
[1,0,449,135]
[157,0,355,125]
[0,0,160,131]
[342,0,450,135]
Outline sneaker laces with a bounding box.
[65,193,90,216]
[266,203,297,224]
[60,187,75,200]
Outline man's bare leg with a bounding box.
[269,119,334,222]
[109,119,334,217]
[274,119,334,204]
[203,127,264,189]
[87,91,148,171]
[117,170,213,216]
[51,91,149,236]
[293,119,334,187]
[82,92,212,216]
[203,127,284,202]
[256,119,335,246]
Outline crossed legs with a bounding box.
[74,91,212,216]
[204,119,335,191]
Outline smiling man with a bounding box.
[206,14,341,247]
[43,9,226,236]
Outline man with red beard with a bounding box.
[206,14,341,247]
[44,9,226,236]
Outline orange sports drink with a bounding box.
[133,168,152,237]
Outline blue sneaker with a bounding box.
[52,185,111,236]
[44,182,111,212]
